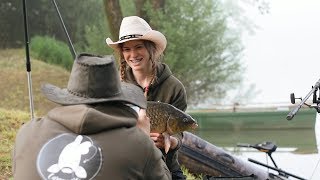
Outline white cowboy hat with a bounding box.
[106,16,167,58]
[41,53,146,109]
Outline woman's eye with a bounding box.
[136,45,144,49]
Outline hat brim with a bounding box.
[41,82,146,109]
[106,30,167,58]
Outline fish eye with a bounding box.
[183,118,188,122]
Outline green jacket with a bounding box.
[12,103,171,180]
[125,63,187,174]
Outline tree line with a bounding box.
[1,0,258,106]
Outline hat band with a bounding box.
[119,34,143,41]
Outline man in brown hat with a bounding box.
[12,53,171,180]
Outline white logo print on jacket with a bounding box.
[37,133,103,180]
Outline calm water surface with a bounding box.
[193,129,320,179]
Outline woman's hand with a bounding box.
[150,132,179,151]
[136,109,150,135]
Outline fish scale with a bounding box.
[146,101,198,153]
[146,101,198,135]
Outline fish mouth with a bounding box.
[192,123,198,129]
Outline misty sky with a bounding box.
[241,0,320,104]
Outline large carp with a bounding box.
[146,101,198,153]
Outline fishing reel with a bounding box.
[287,79,320,120]
[290,87,320,113]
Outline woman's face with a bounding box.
[121,40,151,72]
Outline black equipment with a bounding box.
[237,142,306,180]
[287,78,320,120]
[22,0,35,120]
[22,0,77,119]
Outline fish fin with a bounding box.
[163,132,171,154]
[165,115,174,135]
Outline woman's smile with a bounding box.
[130,58,142,64]
[122,40,151,71]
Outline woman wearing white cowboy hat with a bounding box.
[106,16,188,179]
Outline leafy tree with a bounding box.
[0,0,24,48]
[1,0,252,105]
[150,0,244,105]
[104,0,245,105]
[0,0,107,53]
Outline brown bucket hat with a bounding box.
[41,53,146,109]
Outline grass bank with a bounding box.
[0,108,29,179]
[0,49,70,116]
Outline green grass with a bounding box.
[0,108,29,179]
[30,36,73,70]
[0,49,70,116]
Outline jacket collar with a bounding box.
[125,63,172,89]
[47,103,137,134]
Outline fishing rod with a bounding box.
[248,158,306,180]
[286,78,320,120]
[22,0,77,120]
[238,142,307,180]
[22,0,35,120]
[52,0,77,59]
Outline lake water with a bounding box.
[194,129,320,179]
[186,109,320,179]
[237,151,320,180]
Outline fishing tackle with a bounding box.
[22,0,77,119]
[287,78,320,120]
[22,0,34,120]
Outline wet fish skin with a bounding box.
[146,101,198,153]
[146,101,198,135]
